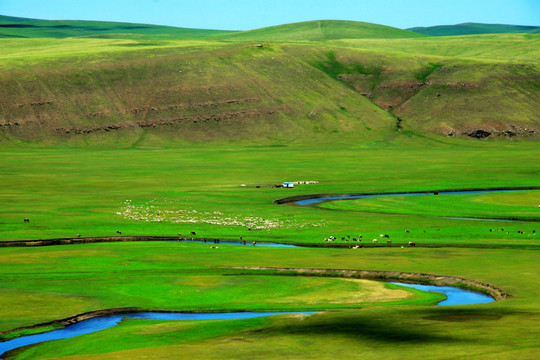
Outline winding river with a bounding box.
[3,188,521,358]
[0,283,493,358]
[292,188,532,206]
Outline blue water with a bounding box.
[391,282,494,306]
[0,280,496,358]
[177,240,299,248]
[0,311,314,359]
[295,189,525,205]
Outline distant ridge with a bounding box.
[408,22,539,36]
[0,15,233,39]
[0,16,425,41]
[219,20,427,41]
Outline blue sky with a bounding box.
[1,0,538,30]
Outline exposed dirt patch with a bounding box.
[458,123,537,140]
[16,100,53,108]
[86,110,111,118]
[467,129,492,139]
[130,98,260,115]
[54,105,286,135]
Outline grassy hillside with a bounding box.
[408,22,539,36]
[0,40,395,145]
[218,20,426,41]
[0,15,233,39]
[0,17,538,143]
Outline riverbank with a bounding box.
[274,186,540,205]
[225,267,509,300]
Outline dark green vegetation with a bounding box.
[0,16,539,360]
[408,22,540,36]
[0,15,233,39]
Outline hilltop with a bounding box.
[0,17,538,144]
[408,22,539,36]
[217,20,426,41]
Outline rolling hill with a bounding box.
[0,17,538,144]
[0,15,233,39]
[408,22,539,36]
[217,20,426,41]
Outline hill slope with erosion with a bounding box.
[0,39,396,145]
[299,34,540,139]
[0,19,538,144]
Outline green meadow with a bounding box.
[0,17,539,359]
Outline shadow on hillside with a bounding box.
[253,310,460,344]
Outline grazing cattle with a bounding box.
[408,242,416,246]
[405,229,410,233]
[387,240,392,244]
[383,234,390,238]
[178,232,182,236]
[23,218,29,223]
[116,231,122,235]
[372,239,378,243]
[190,231,196,235]
[76,234,81,238]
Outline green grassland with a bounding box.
[408,22,540,36]
[2,243,539,359]
[1,142,539,245]
[1,17,540,360]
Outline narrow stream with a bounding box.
[0,282,494,358]
[390,282,494,305]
